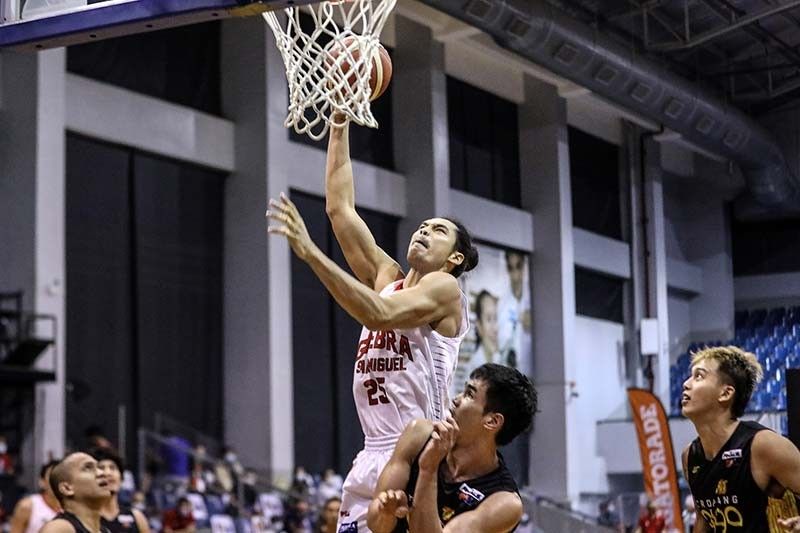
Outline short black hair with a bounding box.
[89,447,125,472]
[442,217,479,278]
[40,459,60,480]
[470,363,537,445]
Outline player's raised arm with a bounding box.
[325,121,401,290]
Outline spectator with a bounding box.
[131,491,147,514]
[316,470,342,506]
[289,467,314,501]
[222,447,243,477]
[635,501,665,533]
[316,497,340,533]
[0,437,13,475]
[188,446,214,494]
[284,498,312,533]
[84,426,113,450]
[160,432,191,482]
[597,500,619,529]
[241,471,258,508]
[161,497,195,533]
[8,461,60,533]
[681,495,696,532]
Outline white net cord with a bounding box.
[264,0,396,140]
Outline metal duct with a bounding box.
[419,0,800,217]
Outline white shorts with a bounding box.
[337,435,397,533]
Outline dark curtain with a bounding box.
[133,154,224,438]
[291,192,398,473]
[575,267,625,324]
[732,217,800,275]
[447,76,521,207]
[66,135,225,459]
[569,126,623,241]
[66,135,135,452]
[67,22,221,115]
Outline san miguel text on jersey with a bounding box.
[355,330,414,374]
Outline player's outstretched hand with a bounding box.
[778,516,800,531]
[375,490,409,519]
[419,417,459,473]
[266,192,317,261]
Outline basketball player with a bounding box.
[680,346,800,531]
[267,121,478,532]
[41,452,112,533]
[9,460,60,533]
[366,363,536,533]
[90,448,150,533]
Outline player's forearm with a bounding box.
[367,499,399,533]
[409,470,444,533]
[305,245,388,329]
[325,121,355,215]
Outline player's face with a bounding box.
[96,459,121,493]
[450,378,490,440]
[59,453,112,502]
[322,500,340,527]
[476,295,499,352]
[681,359,733,419]
[406,218,460,272]
[506,253,524,295]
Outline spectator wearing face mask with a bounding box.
[161,497,195,533]
[0,436,13,475]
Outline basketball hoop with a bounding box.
[263,0,396,140]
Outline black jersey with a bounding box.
[686,421,770,532]
[392,449,519,533]
[54,512,112,533]
[101,506,140,533]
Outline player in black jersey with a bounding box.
[366,364,536,533]
[680,346,800,532]
[90,448,150,533]
[41,452,113,533]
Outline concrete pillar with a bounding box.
[519,76,575,501]
[392,16,450,256]
[643,140,671,403]
[221,17,294,482]
[0,48,67,481]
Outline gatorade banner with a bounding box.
[627,388,684,531]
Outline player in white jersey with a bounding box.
[267,119,478,532]
[9,460,61,533]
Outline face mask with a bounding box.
[0,443,7,454]
[133,503,146,512]
[225,453,236,463]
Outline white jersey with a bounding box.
[25,494,58,533]
[352,279,469,443]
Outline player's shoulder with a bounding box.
[41,518,75,533]
[14,495,34,511]
[418,272,460,296]
[752,428,795,455]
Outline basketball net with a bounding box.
[263,0,396,141]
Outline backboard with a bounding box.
[0,0,319,51]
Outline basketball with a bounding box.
[327,37,392,101]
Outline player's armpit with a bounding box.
[441,492,523,533]
[371,272,460,331]
[752,430,800,493]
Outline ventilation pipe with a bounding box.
[419,0,800,217]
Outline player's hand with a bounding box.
[266,192,318,261]
[375,490,409,519]
[778,516,800,531]
[419,417,459,473]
